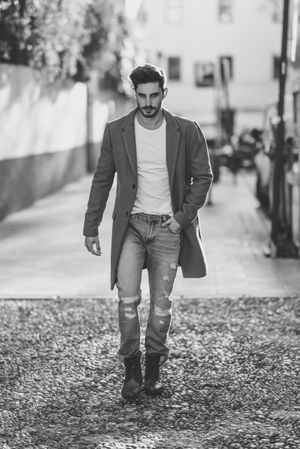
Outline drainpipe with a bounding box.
[270,0,299,257]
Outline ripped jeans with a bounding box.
[117,213,181,364]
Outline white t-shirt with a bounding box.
[131,116,173,215]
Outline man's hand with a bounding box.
[85,236,102,256]
[161,217,181,234]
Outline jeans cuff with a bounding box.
[118,349,141,364]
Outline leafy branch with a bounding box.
[0,0,135,91]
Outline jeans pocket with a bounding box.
[129,213,143,224]
[167,225,181,235]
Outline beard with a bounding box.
[138,104,161,118]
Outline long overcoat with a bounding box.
[83,108,213,290]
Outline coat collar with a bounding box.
[121,108,138,176]
[121,107,180,187]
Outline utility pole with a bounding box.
[270,0,299,257]
[220,57,234,145]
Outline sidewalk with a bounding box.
[0,168,299,299]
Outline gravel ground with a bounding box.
[0,296,299,449]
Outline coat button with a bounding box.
[125,211,129,216]
[132,184,136,189]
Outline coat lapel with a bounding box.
[121,108,138,177]
[164,108,181,188]
[121,107,181,186]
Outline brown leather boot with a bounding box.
[144,354,164,396]
[121,353,142,400]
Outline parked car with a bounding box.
[254,97,299,268]
[254,96,295,214]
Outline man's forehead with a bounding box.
[136,82,161,93]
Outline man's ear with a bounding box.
[163,88,168,98]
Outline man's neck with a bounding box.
[136,110,164,130]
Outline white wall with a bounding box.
[0,63,113,218]
[0,64,110,162]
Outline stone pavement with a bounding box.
[0,168,299,299]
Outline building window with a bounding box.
[219,56,234,83]
[168,57,181,80]
[165,0,183,25]
[273,55,280,79]
[195,62,215,87]
[218,0,233,23]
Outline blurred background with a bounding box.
[0,0,300,294]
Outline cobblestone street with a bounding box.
[0,296,299,449]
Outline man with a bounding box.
[84,63,213,401]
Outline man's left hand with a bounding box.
[162,217,181,233]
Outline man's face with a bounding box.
[135,82,167,118]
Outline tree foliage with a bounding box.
[0,0,134,90]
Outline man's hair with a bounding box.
[129,63,167,91]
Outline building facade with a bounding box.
[141,0,283,142]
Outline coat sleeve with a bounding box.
[174,121,213,228]
[83,123,116,237]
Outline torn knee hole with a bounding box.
[124,312,137,319]
[124,306,133,312]
[154,305,170,317]
[119,294,139,304]
[123,304,137,319]
[124,307,137,320]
